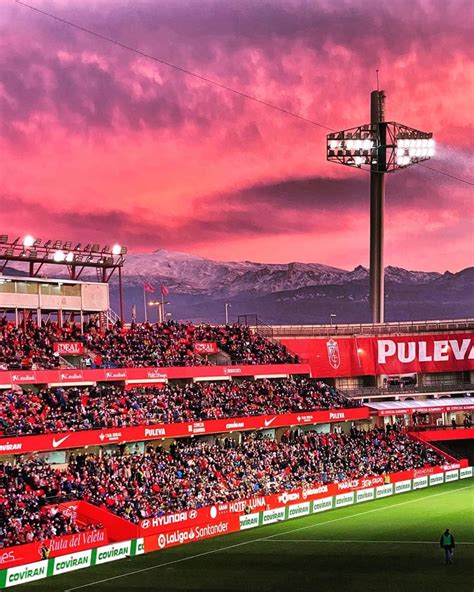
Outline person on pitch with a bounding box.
[439,528,455,564]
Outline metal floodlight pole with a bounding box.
[326,90,434,326]
[370,90,386,324]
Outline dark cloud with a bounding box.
[0,163,461,252]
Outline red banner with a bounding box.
[0,407,368,456]
[193,342,218,355]
[0,363,311,388]
[53,342,84,356]
[281,333,474,377]
[0,528,108,570]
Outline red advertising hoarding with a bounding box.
[139,462,465,539]
[0,407,369,456]
[0,363,311,388]
[0,528,108,570]
[281,333,474,377]
[53,342,84,356]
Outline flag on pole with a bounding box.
[161,285,169,296]
[143,282,155,293]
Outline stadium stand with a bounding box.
[0,426,444,544]
[0,378,356,437]
[0,319,298,370]
[0,458,103,548]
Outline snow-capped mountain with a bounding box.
[118,250,442,296]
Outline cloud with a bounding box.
[1,0,472,272]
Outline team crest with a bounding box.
[326,339,341,369]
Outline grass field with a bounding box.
[20,480,474,592]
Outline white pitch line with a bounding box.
[264,539,474,545]
[65,483,474,592]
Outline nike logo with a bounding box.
[264,417,277,427]
[52,435,71,448]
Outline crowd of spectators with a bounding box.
[0,378,357,437]
[65,426,442,522]
[0,458,102,548]
[0,425,445,545]
[0,319,297,370]
[0,319,73,371]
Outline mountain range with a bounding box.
[3,250,472,324]
[109,250,473,324]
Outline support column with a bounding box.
[369,90,386,324]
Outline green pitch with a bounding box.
[22,480,474,592]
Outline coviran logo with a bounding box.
[225,421,245,429]
[0,441,22,452]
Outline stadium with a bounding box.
[0,249,472,591]
[1,2,473,592]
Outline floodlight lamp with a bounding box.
[74,243,82,251]
[0,235,8,244]
[112,244,122,255]
[23,234,35,248]
[53,240,62,249]
[63,241,72,249]
[53,250,65,262]
[91,243,100,252]
[65,252,74,262]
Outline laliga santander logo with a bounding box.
[326,339,341,369]
[158,534,166,549]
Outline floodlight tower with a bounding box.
[326,91,434,323]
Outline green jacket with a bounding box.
[440,533,455,548]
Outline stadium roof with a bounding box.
[367,397,474,416]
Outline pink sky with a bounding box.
[1,0,473,272]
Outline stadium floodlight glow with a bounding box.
[112,243,122,255]
[23,234,35,248]
[327,89,434,324]
[53,249,66,262]
[65,252,74,262]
